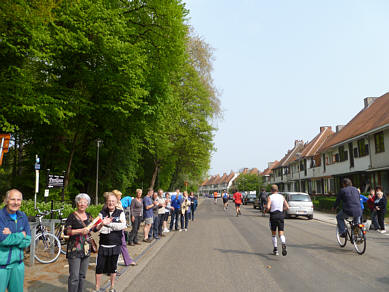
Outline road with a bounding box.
[122,199,389,292]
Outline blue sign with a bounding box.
[34,163,40,170]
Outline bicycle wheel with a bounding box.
[353,227,366,255]
[34,232,61,264]
[54,226,67,255]
[336,226,347,247]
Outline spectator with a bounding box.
[157,189,166,237]
[0,189,31,292]
[170,189,183,231]
[163,193,172,233]
[189,192,198,221]
[120,194,132,226]
[367,188,380,230]
[181,191,191,231]
[112,190,136,266]
[148,192,160,240]
[95,192,126,292]
[357,188,368,222]
[128,189,143,246]
[375,191,387,233]
[143,189,155,242]
[65,193,102,292]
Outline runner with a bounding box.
[233,191,243,216]
[265,185,289,256]
[214,191,218,204]
[222,190,229,211]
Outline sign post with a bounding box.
[34,155,40,210]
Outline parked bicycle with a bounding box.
[52,208,68,255]
[33,208,62,263]
[336,217,366,255]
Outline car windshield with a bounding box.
[248,194,256,198]
[289,194,311,202]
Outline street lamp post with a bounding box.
[95,139,103,205]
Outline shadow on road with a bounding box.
[287,243,355,255]
[214,248,277,261]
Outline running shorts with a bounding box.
[269,211,284,232]
[235,203,241,207]
[223,198,228,204]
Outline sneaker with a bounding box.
[129,242,135,246]
[380,229,386,233]
[178,229,183,232]
[282,244,287,256]
[273,248,279,256]
[339,232,347,238]
[184,228,188,232]
[108,289,116,292]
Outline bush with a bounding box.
[0,200,104,218]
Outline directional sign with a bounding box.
[48,174,65,188]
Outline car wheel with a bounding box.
[307,215,313,220]
[284,211,290,219]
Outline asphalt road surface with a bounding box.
[123,199,389,292]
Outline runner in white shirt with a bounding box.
[265,185,289,256]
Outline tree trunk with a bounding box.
[64,132,79,190]
[149,160,159,190]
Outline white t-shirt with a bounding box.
[157,197,166,214]
[269,193,284,213]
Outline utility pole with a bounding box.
[95,139,103,205]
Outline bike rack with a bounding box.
[28,219,61,265]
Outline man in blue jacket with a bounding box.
[0,189,31,292]
[169,189,183,231]
[333,179,362,237]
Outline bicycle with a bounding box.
[33,208,62,263]
[52,208,68,255]
[336,217,366,255]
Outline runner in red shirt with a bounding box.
[233,191,243,216]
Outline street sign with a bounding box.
[44,189,49,197]
[48,174,65,188]
[34,163,40,170]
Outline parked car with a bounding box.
[243,193,256,205]
[281,192,313,219]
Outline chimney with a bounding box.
[319,126,330,133]
[336,125,345,132]
[364,97,377,109]
[295,140,303,146]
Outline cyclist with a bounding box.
[333,178,362,238]
[222,190,229,211]
[259,188,268,212]
[265,185,289,256]
[233,191,243,216]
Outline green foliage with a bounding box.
[0,200,104,218]
[232,173,262,193]
[0,0,220,198]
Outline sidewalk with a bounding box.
[24,198,204,291]
[313,210,389,231]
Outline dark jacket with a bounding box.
[99,208,123,246]
[375,196,387,214]
[334,186,362,218]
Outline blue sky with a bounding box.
[184,0,389,175]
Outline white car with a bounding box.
[282,192,313,219]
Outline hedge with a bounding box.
[312,195,389,213]
[0,200,104,218]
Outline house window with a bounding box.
[357,139,369,157]
[338,146,348,162]
[374,132,385,153]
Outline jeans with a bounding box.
[128,215,142,244]
[181,211,189,229]
[151,214,159,238]
[68,256,89,292]
[158,213,164,235]
[190,206,195,220]
[371,209,380,230]
[170,209,180,230]
[336,210,359,234]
